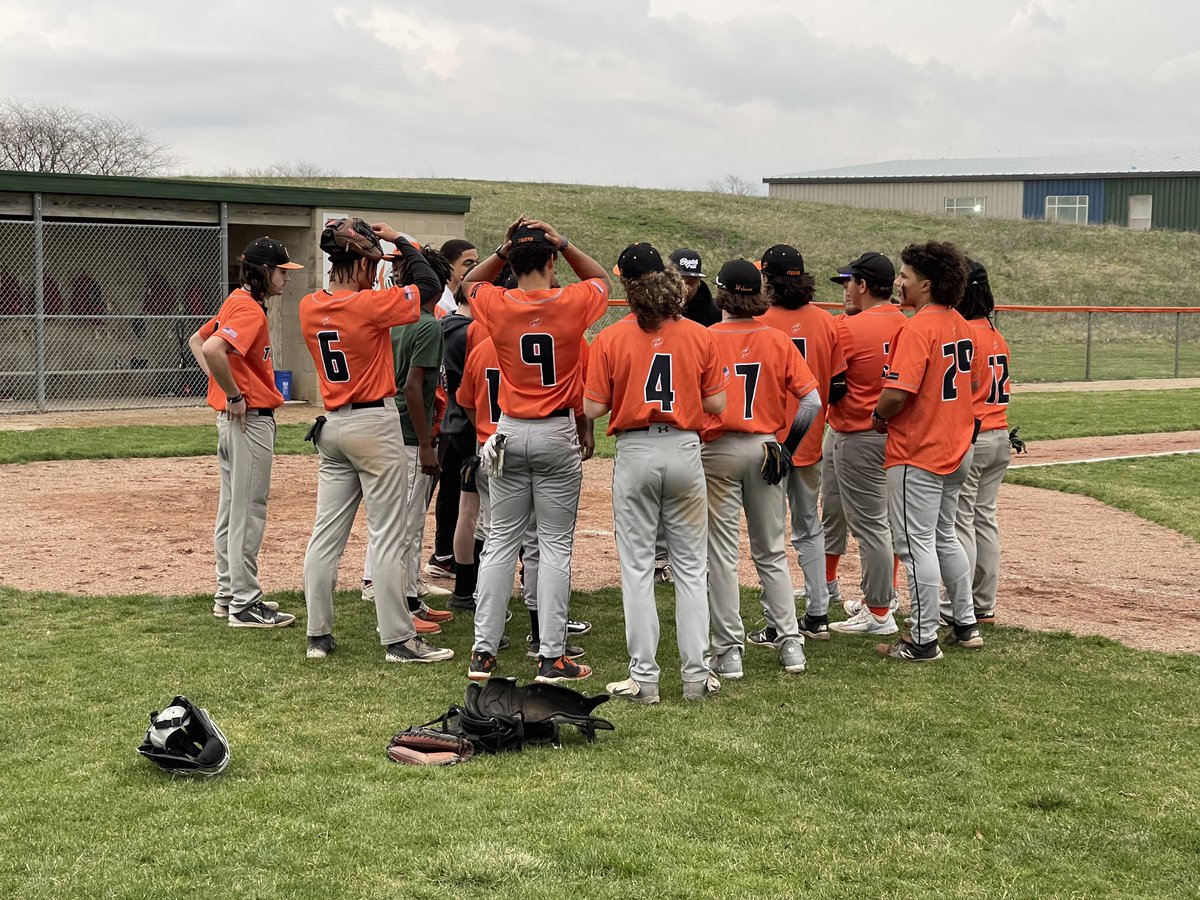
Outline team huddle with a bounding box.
[191,215,1016,703]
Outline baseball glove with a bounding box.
[1009,426,1027,454]
[760,441,792,486]
[460,454,481,492]
[387,726,475,767]
[320,217,383,262]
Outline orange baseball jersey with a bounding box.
[758,303,847,465]
[882,304,988,474]
[467,278,609,418]
[200,288,283,411]
[702,320,817,441]
[457,335,502,443]
[969,317,1012,432]
[298,284,421,410]
[827,304,908,433]
[585,313,728,434]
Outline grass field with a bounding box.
[2,584,1198,898]
[2,389,1198,465]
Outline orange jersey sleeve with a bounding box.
[468,278,609,418]
[882,305,978,474]
[702,321,817,441]
[203,289,283,411]
[970,318,1011,431]
[758,303,845,465]
[585,314,728,435]
[827,304,907,433]
[458,336,503,443]
[299,284,421,410]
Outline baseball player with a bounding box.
[462,217,610,684]
[943,259,1013,624]
[188,237,300,629]
[756,245,847,641]
[872,241,987,661]
[823,253,909,637]
[671,248,721,327]
[586,242,728,703]
[702,258,822,679]
[298,217,454,665]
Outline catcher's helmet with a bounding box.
[320,217,384,262]
[137,695,230,777]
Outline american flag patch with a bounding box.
[222,326,238,339]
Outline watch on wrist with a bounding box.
[228,393,244,405]
[557,236,570,251]
[871,410,887,424]
[495,243,509,260]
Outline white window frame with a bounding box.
[1045,195,1089,225]
[945,196,986,216]
[1128,195,1152,230]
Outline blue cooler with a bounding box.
[274,370,293,401]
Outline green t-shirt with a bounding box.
[392,309,444,446]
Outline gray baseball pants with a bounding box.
[787,459,830,615]
[833,429,895,608]
[820,428,848,556]
[361,441,430,599]
[951,427,1010,616]
[303,405,415,646]
[473,414,581,657]
[615,427,711,684]
[704,432,801,654]
[213,411,275,614]
[887,452,975,646]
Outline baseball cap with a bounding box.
[613,242,665,279]
[669,248,706,279]
[510,224,555,249]
[966,258,989,287]
[830,252,895,286]
[241,237,303,270]
[715,259,762,295]
[759,244,805,278]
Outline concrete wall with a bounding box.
[767,180,1025,220]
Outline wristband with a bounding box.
[557,236,570,252]
[495,243,509,260]
[871,410,887,425]
[228,394,244,405]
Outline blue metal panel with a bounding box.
[1022,179,1105,223]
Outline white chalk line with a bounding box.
[1010,448,1200,469]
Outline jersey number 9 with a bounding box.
[520,333,557,386]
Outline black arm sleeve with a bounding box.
[396,243,441,306]
[828,373,848,406]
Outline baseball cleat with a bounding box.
[525,636,585,660]
[843,593,900,617]
[946,623,984,649]
[747,626,778,648]
[413,601,453,624]
[566,618,592,636]
[423,555,455,580]
[534,655,591,684]
[417,579,452,599]
[411,615,441,635]
[361,581,375,602]
[306,634,337,659]
[875,636,943,662]
[830,609,899,636]
[213,600,278,618]
[448,592,477,612]
[799,613,830,641]
[706,648,744,679]
[605,677,660,705]
[385,637,454,663]
[682,673,721,701]
[228,601,295,628]
[975,609,996,624]
[468,650,498,680]
[778,637,807,674]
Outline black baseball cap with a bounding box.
[831,252,894,286]
[760,244,805,277]
[613,242,665,279]
[669,248,706,279]
[966,258,989,287]
[510,224,554,249]
[715,259,762,295]
[241,237,303,270]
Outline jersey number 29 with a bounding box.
[940,339,973,401]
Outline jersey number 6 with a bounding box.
[317,330,350,383]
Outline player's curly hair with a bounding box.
[957,258,995,321]
[764,272,817,310]
[715,284,769,318]
[394,245,452,293]
[508,242,556,278]
[239,261,272,304]
[900,241,968,307]
[622,268,686,332]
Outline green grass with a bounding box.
[1,584,1198,898]
[1006,454,1200,542]
[1,389,1197,464]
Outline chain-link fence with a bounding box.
[0,220,222,411]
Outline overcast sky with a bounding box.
[2,0,1197,189]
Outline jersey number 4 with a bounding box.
[940,339,973,401]
[986,353,1011,404]
[644,353,675,411]
[317,330,350,383]
[520,333,557,386]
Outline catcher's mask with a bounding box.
[136,695,230,777]
[320,217,384,263]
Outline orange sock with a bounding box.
[893,555,902,587]
[867,606,892,617]
[825,554,841,582]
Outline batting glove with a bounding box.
[480,433,507,478]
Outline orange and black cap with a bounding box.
[241,237,303,270]
[715,258,762,295]
[760,244,805,278]
[613,242,665,279]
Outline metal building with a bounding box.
[0,171,470,411]
[764,154,1200,231]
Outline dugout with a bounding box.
[0,171,471,411]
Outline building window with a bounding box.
[1045,195,1089,224]
[945,197,985,216]
[1128,194,1152,230]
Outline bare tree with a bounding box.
[705,173,760,197]
[220,160,342,178]
[0,99,177,176]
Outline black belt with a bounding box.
[250,408,274,418]
[547,407,571,418]
[351,400,386,410]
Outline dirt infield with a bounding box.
[3,430,1198,654]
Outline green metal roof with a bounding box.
[0,170,471,213]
